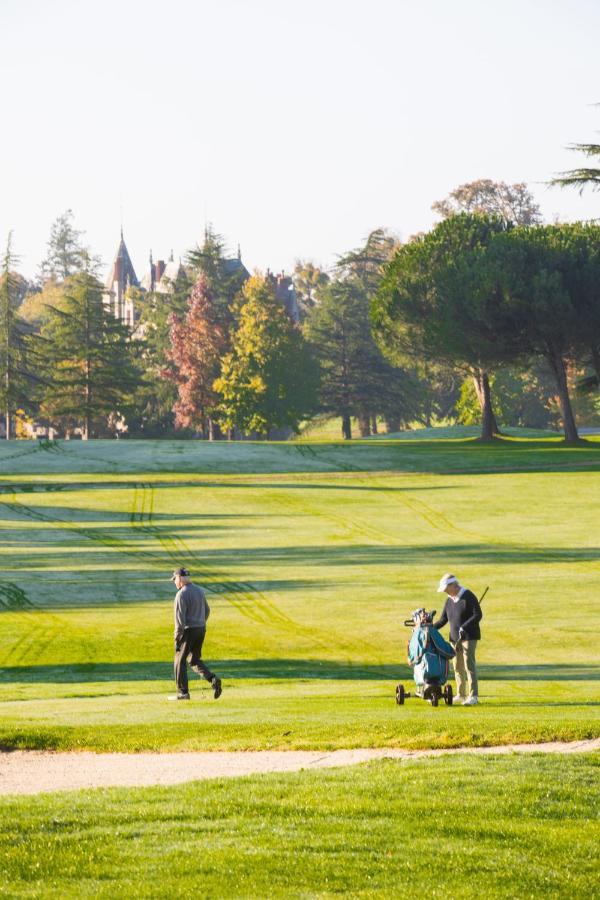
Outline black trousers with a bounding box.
[174,626,215,694]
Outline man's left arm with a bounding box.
[460,590,482,630]
[174,590,186,645]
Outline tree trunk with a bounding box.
[357,412,371,437]
[370,415,378,434]
[472,371,497,441]
[342,414,352,440]
[385,415,400,434]
[4,360,9,438]
[591,345,600,383]
[84,358,90,440]
[548,350,579,443]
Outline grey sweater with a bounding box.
[174,583,210,637]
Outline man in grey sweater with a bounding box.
[171,567,222,701]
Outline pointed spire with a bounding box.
[106,228,139,292]
[237,243,241,260]
[169,249,174,262]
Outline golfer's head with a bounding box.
[171,567,191,589]
[437,573,460,596]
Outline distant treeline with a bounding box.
[2,179,599,442]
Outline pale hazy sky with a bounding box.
[1,0,599,281]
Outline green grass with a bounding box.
[2,431,599,477]
[0,754,598,898]
[0,436,599,751]
[297,418,560,441]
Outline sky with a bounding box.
[1,0,599,281]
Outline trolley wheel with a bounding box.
[431,693,439,707]
[444,684,453,706]
[395,684,405,706]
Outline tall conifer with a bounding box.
[0,233,41,438]
[40,273,139,438]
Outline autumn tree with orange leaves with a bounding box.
[163,276,226,439]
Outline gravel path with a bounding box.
[1,739,598,796]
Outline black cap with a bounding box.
[170,567,190,581]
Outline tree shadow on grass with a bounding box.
[3,541,600,579]
[0,576,330,611]
[0,660,598,684]
[478,664,600,681]
[0,480,460,494]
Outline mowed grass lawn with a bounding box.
[0,754,598,898]
[0,435,599,751]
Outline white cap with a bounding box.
[437,573,458,593]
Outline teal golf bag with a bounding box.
[396,608,456,707]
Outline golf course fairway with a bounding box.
[0,435,598,752]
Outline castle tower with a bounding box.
[104,230,139,326]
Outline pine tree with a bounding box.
[131,273,190,436]
[215,275,318,436]
[0,233,42,438]
[162,277,226,437]
[335,228,399,291]
[305,230,418,439]
[40,210,97,283]
[551,111,600,194]
[186,225,248,331]
[40,273,139,438]
[305,279,417,439]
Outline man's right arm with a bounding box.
[433,602,448,631]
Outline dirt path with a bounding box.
[1,739,598,796]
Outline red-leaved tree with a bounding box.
[162,276,226,438]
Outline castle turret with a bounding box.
[104,230,139,325]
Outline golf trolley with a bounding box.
[396,609,455,708]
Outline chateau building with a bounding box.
[104,231,299,326]
[139,251,187,294]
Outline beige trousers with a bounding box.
[451,638,478,699]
